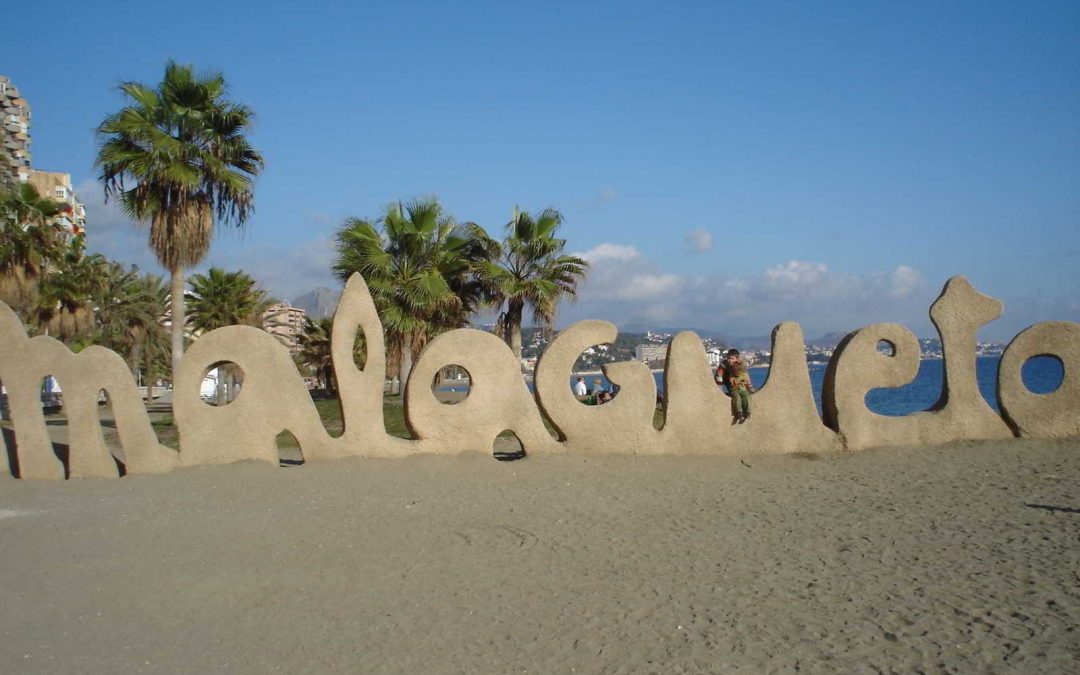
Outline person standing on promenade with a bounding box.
[715,348,755,423]
[573,376,588,397]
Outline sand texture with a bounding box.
[1,438,1078,673]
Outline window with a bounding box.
[55,187,67,200]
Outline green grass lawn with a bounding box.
[272,397,411,449]
[280,394,665,450]
[106,391,666,452]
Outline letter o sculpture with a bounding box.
[998,321,1080,438]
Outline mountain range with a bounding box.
[291,287,340,320]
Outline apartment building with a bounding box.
[263,302,307,354]
[28,170,86,237]
[1,75,32,186]
[635,343,667,363]
[3,77,87,240]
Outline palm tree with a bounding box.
[0,148,16,194]
[0,183,65,318]
[187,267,271,330]
[91,263,170,392]
[187,267,272,404]
[133,274,171,395]
[95,60,264,378]
[32,237,107,343]
[482,207,589,363]
[0,181,61,229]
[297,316,335,392]
[296,314,367,394]
[93,262,148,353]
[332,197,492,387]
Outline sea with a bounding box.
[600,356,1064,416]
[435,356,1064,417]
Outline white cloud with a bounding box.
[764,260,828,286]
[612,273,681,301]
[683,228,713,253]
[576,243,641,263]
[559,248,938,338]
[881,264,922,298]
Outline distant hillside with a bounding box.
[619,323,730,342]
[808,330,852,349]
[292,287,340,319]
[728,335,772,351]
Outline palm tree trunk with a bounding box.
[506,299,524,364]
[144,338,155,402]
[215,368,226,406]
[130,342,143,397]
[170,265,185,379]
[399,334,413,391]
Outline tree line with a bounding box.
[1,61,589,396]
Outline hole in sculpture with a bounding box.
[573,374,617,406]
[494,430,526,461]
[0,375,8,422]
[352,328,367,371]
[0,376,17,477]
[276,430,305,466]
[1021,355,1064,394]
[433,365,470,405]
[95,389,127,475]
[572,342,620,401]
[200,362,244,406]
[40,375,69,477]
[865,341,945,416]
[573,342,620,371]
[877,340,896,357]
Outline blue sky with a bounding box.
[8,0,1078,340]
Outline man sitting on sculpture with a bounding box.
[715,348,755,424]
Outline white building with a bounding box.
[635,344,667,362]
[262,302,307,354]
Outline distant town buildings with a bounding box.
[634,344,667,363]
[490,323,1006,375]
[263,302,307,354]
[1,75,32,186]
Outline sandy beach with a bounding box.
[1,437,1078,674]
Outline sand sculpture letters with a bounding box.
[0,274,1077,480]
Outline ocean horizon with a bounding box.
[438,356,1064,418]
